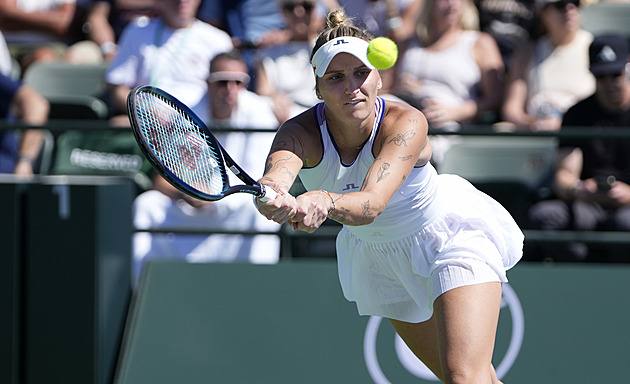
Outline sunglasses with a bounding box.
[214,80,245,87]
[208,71,251,86]
[282,1,315,12]
[546,0,580,10]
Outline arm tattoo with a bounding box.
[262,155,295,191]
[377,163,390,182]
[361,200,373,219]
[329,205,348,222]
[265,155,295,179]
[399,155,413,161]
[387,130,416,147]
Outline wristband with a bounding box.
[100,41,118,56]
[386,16,403,30]
[322,190,335,214]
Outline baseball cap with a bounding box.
[311,36,374,77]
[589,34,629,76]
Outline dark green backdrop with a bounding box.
[115,261,630,384]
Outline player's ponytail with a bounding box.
[310,8,372,63]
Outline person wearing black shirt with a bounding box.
[528,33,630,262]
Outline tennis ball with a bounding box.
[367,37,398,70]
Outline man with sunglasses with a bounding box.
[527,34,630,262]
[132,50,281,286]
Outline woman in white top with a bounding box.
[105,0,233,116]
[394,0,505,130]
[501,0,594,132]
[254,0,324,124]
[256,8,522,383]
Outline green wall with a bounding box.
[115,261,630,384]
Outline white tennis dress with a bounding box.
[298,98,524,322]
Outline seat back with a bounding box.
[23,62,110,120]
[438,136,557,190]
[23,62,109,98]
[438,136,557,226]
[51,130,152,190]
[582,3,630,38]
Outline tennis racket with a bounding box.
[127,85,277,202]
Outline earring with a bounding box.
[316,93,323,99]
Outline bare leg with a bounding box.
[390,282,503,384]
[390,315,444,382]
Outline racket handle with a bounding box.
[258,185,277,202]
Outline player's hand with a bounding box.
[257,183,297,224]
[289,191,331,233]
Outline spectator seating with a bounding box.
[437,136,557,226]
[23,62,110,119]
[22,61,152,190]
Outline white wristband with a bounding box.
[100,41,118,56]
[386,16,403,30]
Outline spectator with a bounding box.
[0,30,12,76]
[84,0,159,61]
[527,33,630,262]
[253,0,325,123]
[198,0,288,86]
[475,0,537,70]
[335,0,424,95]
[393,0,504,164]
[194,50,279,129]
[198,0,286,50]
[105,0,233,121]
[0,73,49,177]
[0,0,94,73]
[336,0,423,45]
[133,50,281,286]
[500,0,594,132]
[394,0,504,130]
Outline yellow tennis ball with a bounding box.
[367,37,398,70]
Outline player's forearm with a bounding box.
[260,150,301,193]
[325,190,385,226]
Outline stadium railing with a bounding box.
[3,120,630,261]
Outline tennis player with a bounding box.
[255,8,523,384]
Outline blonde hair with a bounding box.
[310,8,373,62]
[415,0,480,44]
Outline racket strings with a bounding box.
[135,93,226,195]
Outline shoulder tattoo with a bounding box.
[387,130,416,148]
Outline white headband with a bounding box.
[311,36,374,77]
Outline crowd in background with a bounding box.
[1,0,630,272]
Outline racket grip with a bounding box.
[258,185,277,202]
